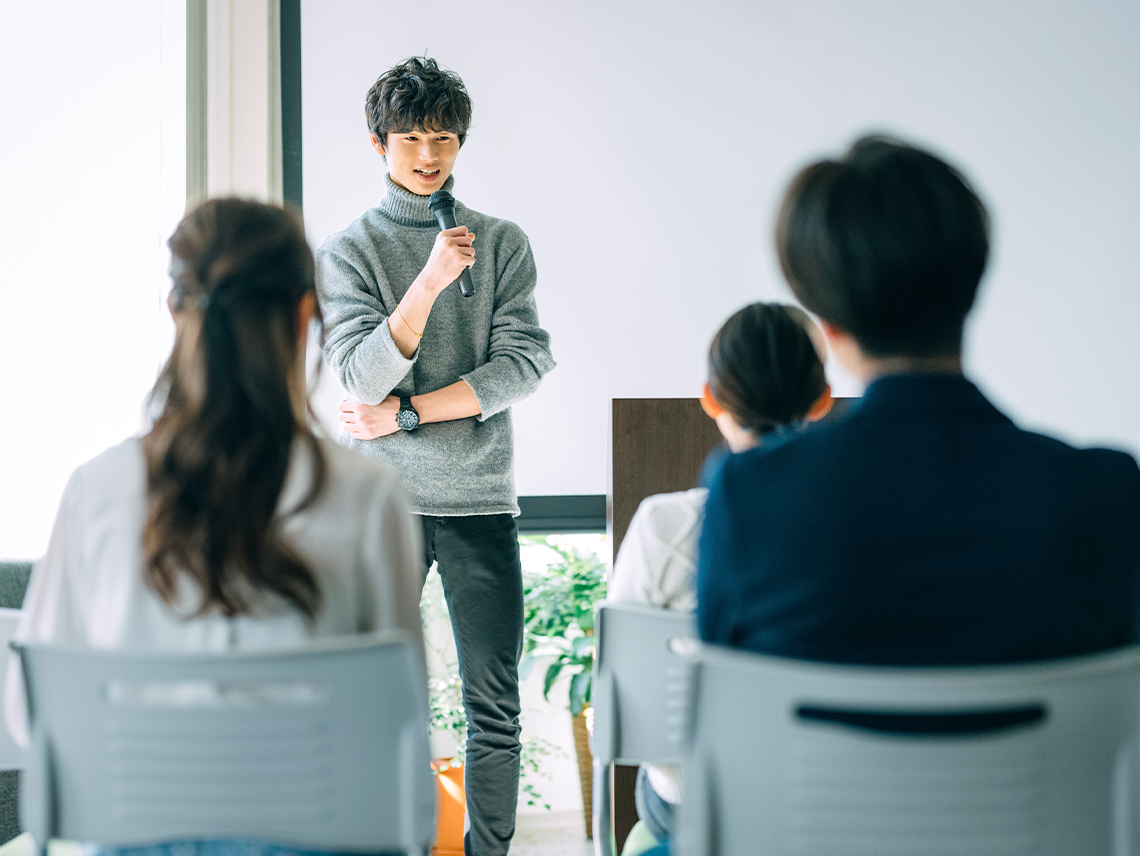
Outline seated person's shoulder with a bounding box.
[634,488,709,528]
[1065,442,1140,511]
[315,438,407,506]
[320,437,400,481]
[68,438,146,503]
[1018,429,1140,489]
[614,488,707,610]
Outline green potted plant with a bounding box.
[422,570,558,850]
[519,535,608,834]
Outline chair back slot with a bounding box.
[795,703,1047,736]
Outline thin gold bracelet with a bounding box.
[396,305,422,339]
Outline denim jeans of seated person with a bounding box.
[96,841,400,856]
[418,513,524,856]
[634,767,675,843]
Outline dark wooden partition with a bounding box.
[606,398,725,852]
[610,398,726,554]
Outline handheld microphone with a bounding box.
[428,190,476,298]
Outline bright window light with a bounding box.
[0,1,186,559]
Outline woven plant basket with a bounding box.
[571,705,593,838]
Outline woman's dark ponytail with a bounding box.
[144,199,326,620]
[707,303,828,435]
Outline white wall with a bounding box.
[0,1,186,558]
[301,0,1140,497]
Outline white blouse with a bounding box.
[5,436,425,746]
[609,487,707,804]
[611,488,706,611]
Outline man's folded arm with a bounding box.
[461,235,555,419]
[317,247,417,405]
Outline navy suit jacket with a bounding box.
[697,374,1140,665]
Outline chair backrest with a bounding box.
[15,631,434,853]
[675,644,1140,856]
[0,608,26,771]
[591,601,697,767]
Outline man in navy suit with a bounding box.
[697,136,1140,665]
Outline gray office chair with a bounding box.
[13,631,434,856]
[0,561,33,845]
[590,601,697,856]
[674,643,1140,856]
[0,609,26,774]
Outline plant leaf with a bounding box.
[570,635,593,658]
[569,670,591,717]
[542,661,564,700]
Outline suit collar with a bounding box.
[855,373,1012,423]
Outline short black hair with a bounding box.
[365,57,472,147]
[708,303,827,435]
[776,135,990,357]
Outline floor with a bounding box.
[510,811,593,856]
[0,818,597,856]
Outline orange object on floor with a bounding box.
[431,758,465,856]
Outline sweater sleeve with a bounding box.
[460,232,555,420]
[317,244,417,405]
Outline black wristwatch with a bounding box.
[396,396,420,432]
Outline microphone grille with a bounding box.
[428,190,455,212]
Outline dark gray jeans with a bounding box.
[418,514,523,856]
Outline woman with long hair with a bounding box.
[6,199,423,767]
[611,301,831,855]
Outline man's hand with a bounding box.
[387,227,477,359]
[340,396,401,440]
[420,226,475,294]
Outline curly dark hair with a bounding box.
[365,56,472,147]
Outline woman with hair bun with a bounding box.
[6,201,424,855]
[610,302,831,855]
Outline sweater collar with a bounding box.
[378,173,455,227]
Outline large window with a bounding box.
[0,2,186,558]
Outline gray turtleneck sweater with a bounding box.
[315,176,555,517]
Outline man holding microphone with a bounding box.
[316,56,555,856]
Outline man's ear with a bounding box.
[821,321,860,361]
[369,133,387,158]
[821,320,847,343]
[820,321,876,382]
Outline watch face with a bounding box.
[396,408,419,431]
